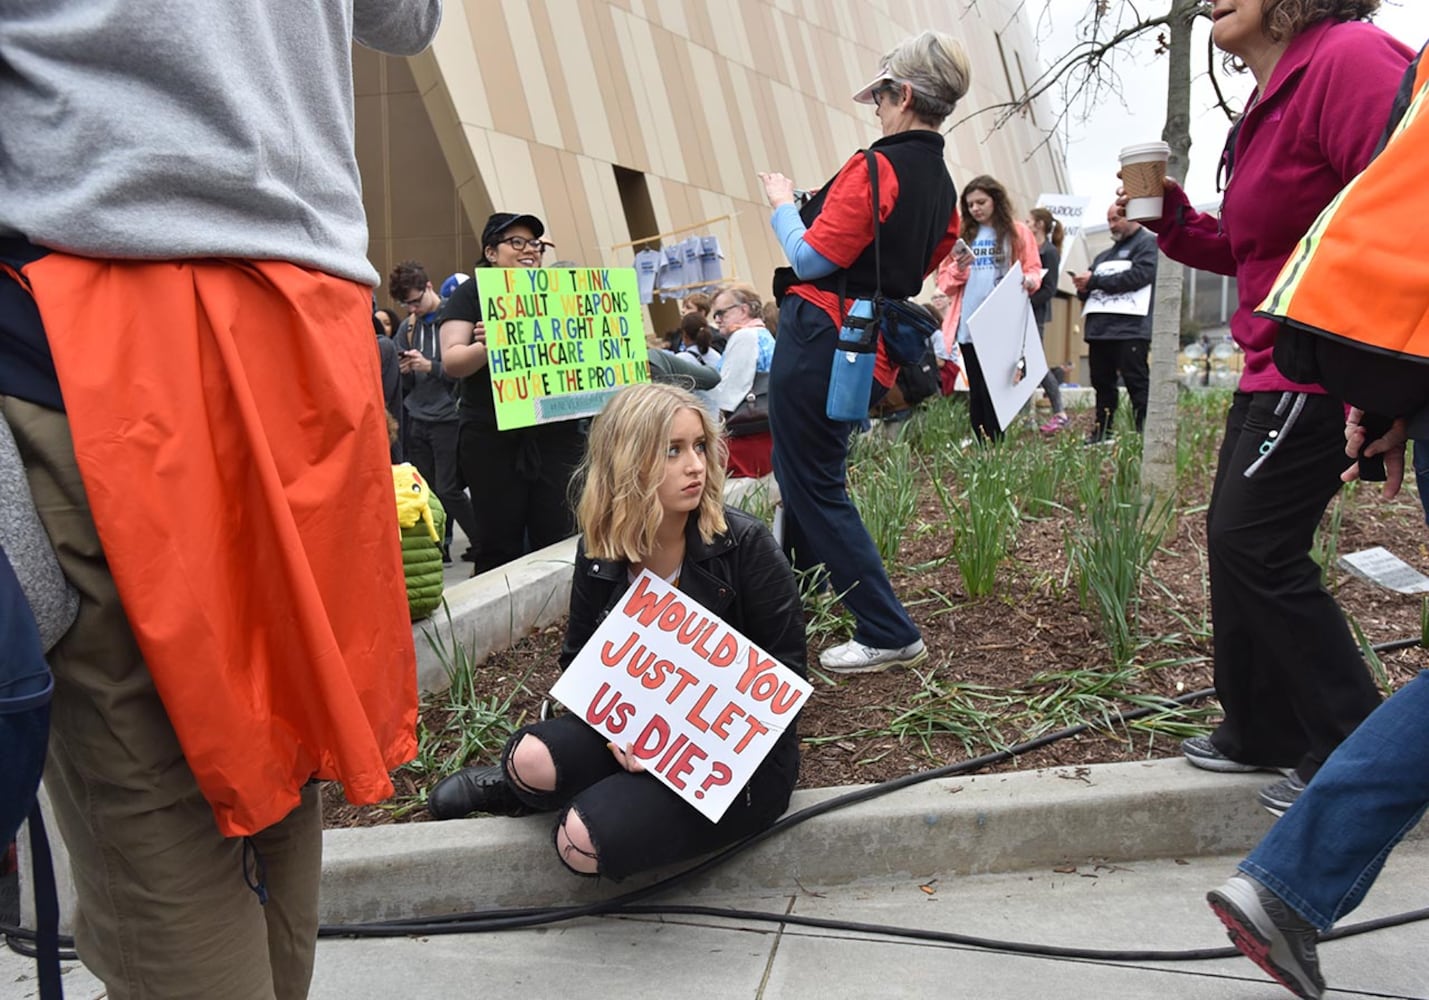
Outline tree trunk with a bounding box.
[1140,0,1198,508]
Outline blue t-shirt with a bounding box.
[956,224,1002,345]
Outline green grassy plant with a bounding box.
[382,559,568,819]
[1067,443,1171,668]
[794,564,856,684]
[848,441,921,565]
[929,449,1019,599]
[1015,431,1079,517]
[884,680,1017,756]
[391,604,540,815]
[1348,613,1394,699]
[729,477,776,526]
[898,394,966,454]
[812,668,1017,756]
[1176,388,1233,487]
[1311,481,1357,590]
[808,654,1220,765]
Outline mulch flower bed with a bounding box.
[324,406,1428,828]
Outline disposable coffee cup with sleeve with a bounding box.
[1119,142,1171,221]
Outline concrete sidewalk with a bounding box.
[9,845,1427,999]
[8,757,1429,999]
[316,760,1297,921]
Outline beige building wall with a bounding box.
[356,0,1070,340]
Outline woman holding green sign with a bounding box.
[427,382,806,880]
[440,212,587,573]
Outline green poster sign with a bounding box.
[474,267,649,430]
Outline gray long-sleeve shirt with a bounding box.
[0,0,441,286]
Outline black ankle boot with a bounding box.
[427,764,534,819]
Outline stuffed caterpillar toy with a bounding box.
[391,463,446,620]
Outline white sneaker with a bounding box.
[819,638,927,674]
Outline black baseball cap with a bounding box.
[481,212,545,247]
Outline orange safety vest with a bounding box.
[1258,53,1429,364]
[15,253,417,838]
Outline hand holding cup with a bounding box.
[1118,141,1172,221]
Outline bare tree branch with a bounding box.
[950,13,1173,134]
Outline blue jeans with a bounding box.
[768,296,920,649]
[1240,670,1429,929]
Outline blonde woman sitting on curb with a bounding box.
[426,383,805,879]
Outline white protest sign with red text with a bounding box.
[549,570,811,822]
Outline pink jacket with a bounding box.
[1146,19,1412,394]
[935,220,1042,356]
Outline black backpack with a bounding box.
[0,549,50,844]
[1,547,62,999]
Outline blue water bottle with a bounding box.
[825,298,877,422]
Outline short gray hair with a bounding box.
[880,30,971,126]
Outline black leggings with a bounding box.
[502,714,798,880]
[961,341,1002,442]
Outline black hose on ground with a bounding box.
[6,632,1426,966]
[312,672,1429,964]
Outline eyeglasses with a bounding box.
[711,302,746,322]
[401,294,426,310]
[496,236,553,253]
[873,81,905,107]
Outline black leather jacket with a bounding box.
[559,506,807,765]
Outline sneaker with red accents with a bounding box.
[1207,874,1324,999]
[1039,412,1070,435]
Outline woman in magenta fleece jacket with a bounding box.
[1133,0,1413,815]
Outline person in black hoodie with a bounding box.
[757,30,968,675]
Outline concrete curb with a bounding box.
[413,537,578,694]
[316,757,1428,924]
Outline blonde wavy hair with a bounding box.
[575,383,728,562]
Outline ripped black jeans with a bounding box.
[501,714,798,880]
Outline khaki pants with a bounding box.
[4,395,322,1000]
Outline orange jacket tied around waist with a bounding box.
[1258,52,1429,366]
[16,253,417,838]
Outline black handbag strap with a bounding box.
[746,369,771,401]
[29,804,63,1000]
[865,149,883,304]
[836,148,884,332]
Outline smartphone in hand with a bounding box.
[1355,412,1395,483]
